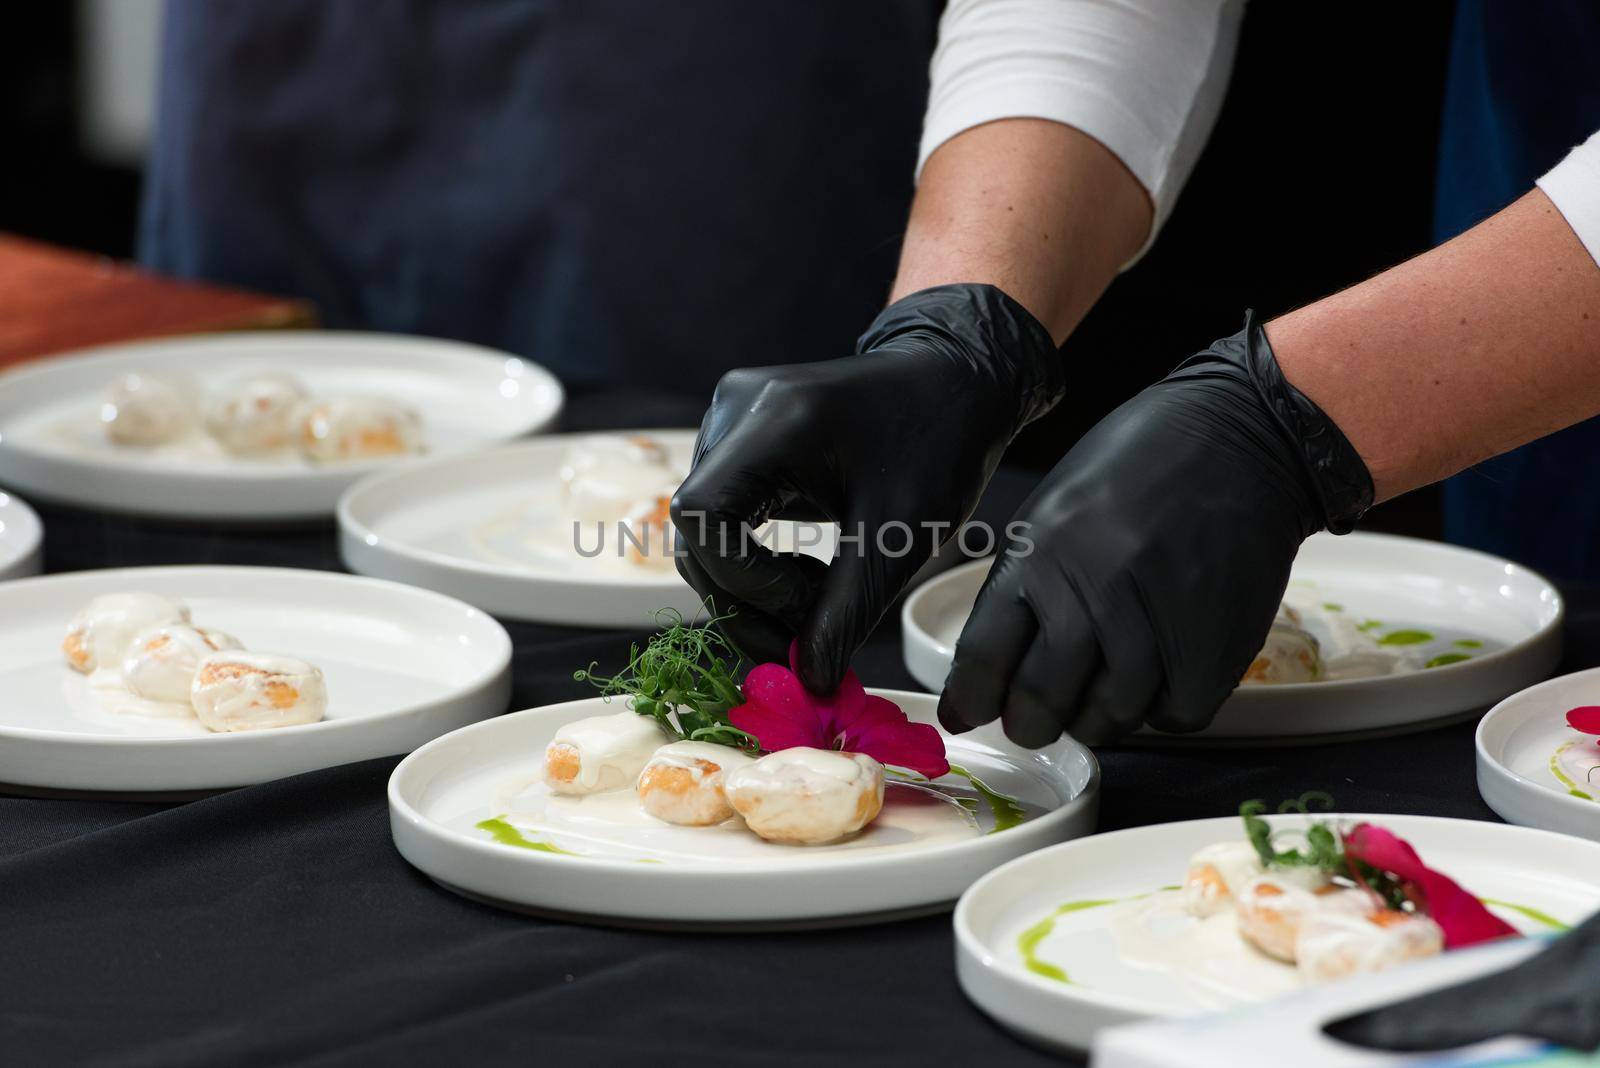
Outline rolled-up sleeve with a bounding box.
[1538,130,1600,269]
[918,0,1245,257]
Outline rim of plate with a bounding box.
[338,429,697,590]
[903,532,1565,696]
[0,331,565,483]
[1476,665,1600,823]
[388,689,1102,879]
[0,565,512,746]
[952,812,1600,1016]
[0,491,43,576]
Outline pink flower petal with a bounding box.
[836,694,950,779]
[729,663,828,752]
[1344,823,1517,949]
[1567,707,1600,735]
[787,640,866,738]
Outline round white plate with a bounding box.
[389,690,1100,929]
[340,429,833,628]
[0,331,564,519]
[903,531,1563,743]
[1477,666,1600,842]
[0,491,42,581]
[955,813,1600,1053]
[0,566,512,794]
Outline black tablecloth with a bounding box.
[5,468,1597,1068]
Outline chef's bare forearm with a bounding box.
[889,119,1153,344]
[1268,189,1600,503]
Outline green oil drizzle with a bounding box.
[1479,898,1571,932]
[1454,639,1484,650]
[476,816,578,855]
[1425,652,1472,668]
[1356,620,1384,632]
[1018,898,1124,984]
[1378,629,1435,646]
[947,763,1028,833]
[1550,740,1596,802]
[1322,602,1344,612]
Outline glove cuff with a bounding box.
[856,284,1066,431]
[1216,311,1374,534]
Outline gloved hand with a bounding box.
[938,313,1373,747]
[671,283,1064,693]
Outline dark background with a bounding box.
[1,1,1455,535]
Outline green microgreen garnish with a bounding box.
[1239,792,1412,911]
[573,605,759,752]
[1240,792,1342,871]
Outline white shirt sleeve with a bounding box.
[1538,130,1600,269]
[918,0,1246,261]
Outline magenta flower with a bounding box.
[1566,706,1600,736]
[1343,823,1517,949]
[729,644,950,779]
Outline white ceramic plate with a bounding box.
[955,813,1600,1053]
[389,690,1100,929]
[0,331,564,519]
[340,429,833,628]
[0,491,43,581]
[903,532,1563,742]
[0,566,512,794]
[1477,666,1600,842]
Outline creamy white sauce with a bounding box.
[1109,891,1304,1008]
[489,774,976,863]
[204,374,307,454]
[191,650,327,732]
[548,711,669,791]
[121,622,242,703]
[66,592,191,673]
[723,748,886,845]
[644,740,754,779]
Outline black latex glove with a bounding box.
[671,284,1063,693]
[939,313,1373,747]
[1326,912,1600,1053]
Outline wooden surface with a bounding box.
[0,234,315,367]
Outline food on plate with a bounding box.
[1556,706,1600,801]
[559,435,684,567]
[636,740,754,825]
[724,748,886,845]
[1175,797,1509,982]
[475,610,959,851]
[204,373,307,454]
[62,592,191,675]
[620,493,675,570]
[544,710,670,795]
[191,651,328,732]
[121,622,243,702]
[1242,605,1322,683]
[101,372,194,446]
[1237,595,1481,686]
[1294,906,1445,982]
[62,593,328,733]
[297,396,422,463]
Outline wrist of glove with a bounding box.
[855,283,1066,436]
[938,311,1372,747]
[672,283,1062,692]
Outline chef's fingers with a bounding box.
[795,511,937,694]
[938,563,1038,733]
[672,548,805,666]
[1059,591,1163,746]
[1000,606,1101,749]
[671,425,825,632]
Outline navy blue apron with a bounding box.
[139,1,939,403]
[1434,0,1600,580]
